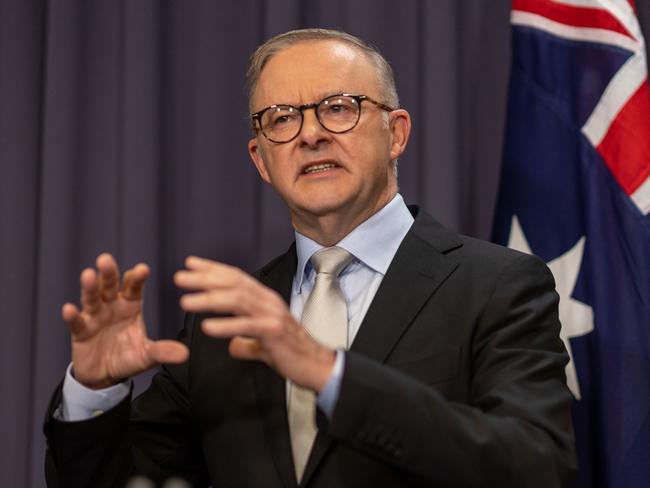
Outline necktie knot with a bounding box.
[310,247,353,277]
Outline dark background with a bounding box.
[1,1,648,485]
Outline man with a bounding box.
[44,29,576,487]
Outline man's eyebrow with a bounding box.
[268,91,351,107]
[313,91,352,102]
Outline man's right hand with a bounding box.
[62,253,189,390]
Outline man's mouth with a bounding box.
[303,163,338,174]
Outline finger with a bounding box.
[174,268,248,292]
[146,340,189,365]
[182,257,244,287]
[174,269,219,291]
[228,336,264,361]
[184,256,244,278]
[180,279,282,316]
[97,253,120,302]
[121,263,150,301]
[62,303,86,336]
[180,289,253,316]
[201,316,267,338]
[80,268,101,315]
[184,255,220,271]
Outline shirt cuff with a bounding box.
[58,363,131,421]
[316,350,345,419]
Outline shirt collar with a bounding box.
[294,193,414,292]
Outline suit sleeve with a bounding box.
[43,313,210,488]
[324,253,576,487]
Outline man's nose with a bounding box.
[298,109,331,147]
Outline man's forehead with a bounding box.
[252,40,379,107]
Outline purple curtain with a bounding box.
[1,0,648,485]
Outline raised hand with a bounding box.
[62,253,189,389]
[174,256,335,392]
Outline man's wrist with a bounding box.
[60,363,131,421]
[310,348,337,393]
[316,350,345,418]
[70,367,126,390]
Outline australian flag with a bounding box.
[492,0,650,486]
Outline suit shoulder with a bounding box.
[458,233,537,263]
[411,210,549,283]
[250,242,297,280]
[412,208,544,271]
[451,234,555,290]
[251,254,282,280]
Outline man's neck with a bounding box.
[291,191,398,246]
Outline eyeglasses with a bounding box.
[250,93,396,144]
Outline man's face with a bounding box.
[248,40,410,233]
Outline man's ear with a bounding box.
[248,137,272,184]
[388,109,412,161]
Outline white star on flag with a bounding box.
[507,215,594,399]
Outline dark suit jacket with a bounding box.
[44,208,576,487]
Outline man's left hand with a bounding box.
[174,256,335,392]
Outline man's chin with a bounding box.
[292,195,355,219]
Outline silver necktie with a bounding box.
[289,246,353,481]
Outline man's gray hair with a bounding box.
[246,28,400,112]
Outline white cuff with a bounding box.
[58,363,131,421]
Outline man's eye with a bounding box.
[269,112,298,128]
[273,115,291,125]
[322,101,356,117]
[326,104,349,114]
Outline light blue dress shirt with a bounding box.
[290,193,414,416]
[60,194,413,421]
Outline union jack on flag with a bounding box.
[492,0,650,486]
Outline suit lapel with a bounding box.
[350,211,462,361]
[255,245,298,488]
[301,210,462,485]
